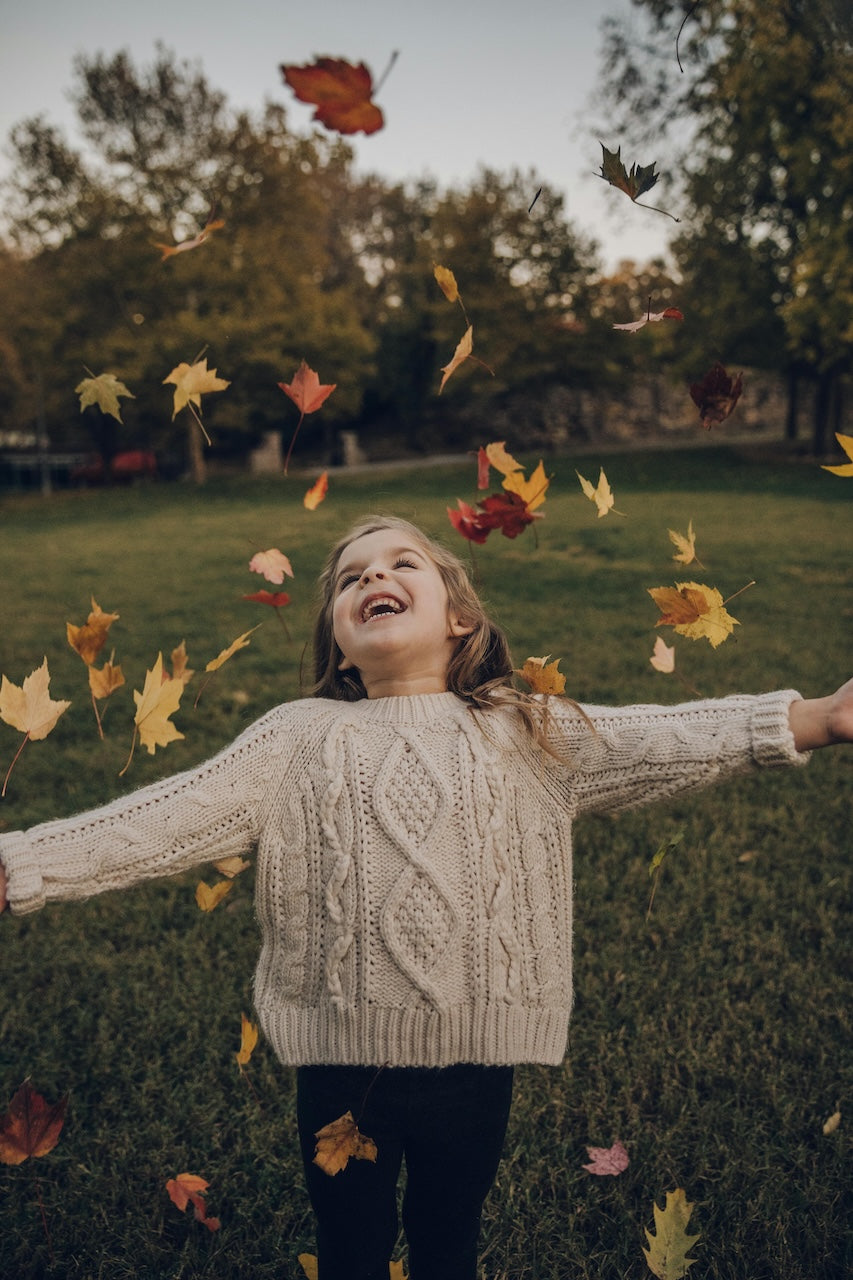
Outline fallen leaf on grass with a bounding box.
[0,1081,68,1166]
[236,1012,259,1067]
[515,655,566,695]
[75,372,135,422]
[195,880,233,911]
[582,1139,629,1176]
[299,1257,406,1279]
[165,1172,221,1232]
[642,1188,700,1279]
[313,1110,378,1176]
[822,1110,841,1135]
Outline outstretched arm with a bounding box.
[789,677,853,751]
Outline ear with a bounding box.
[338,652,354,671]
[448,614,475,639]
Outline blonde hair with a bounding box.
[311,515,576,748]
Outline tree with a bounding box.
[598,0,853,449]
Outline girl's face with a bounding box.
[331,528,472,697]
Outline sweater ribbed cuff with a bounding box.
[0,832,46,915]
[751,690,811,767]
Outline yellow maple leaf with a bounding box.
[821,431,853,476]
[214,855,251,878]
[313,1110,378,1176]
[484,440,523,476]
[205,626,261,673]
[195,880,233,911]
[88,659,125,700]
[577,467,618,518]
[502,459,549,511]
[168,640,195,686]
[649,636,676,674]
[667,520,702,567]
[163,358,230,421]
[235,1012,259,1067]
[515,654,566,695]
[75,372,135,423]
[649,582,739,648]
[133,653,185,753]
[0,658,71,740]
[439,325,473,393]
[433,263,460,303]
[642,1187,701,1279]
[67,597,120,666]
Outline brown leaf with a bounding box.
[67,597,120,666]
[313,1110,378,1176]
[0,1081,68,1166]
[689,362,744,429]
[281,58,384,136]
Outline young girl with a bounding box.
[1,514,850,1280]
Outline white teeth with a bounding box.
[362,596,406,621]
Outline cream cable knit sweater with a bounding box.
[0,690,808,1067]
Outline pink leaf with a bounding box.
[583,1139,629,1176]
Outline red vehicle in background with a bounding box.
[70,450,158,485]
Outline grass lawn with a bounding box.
[0,445,850,1279]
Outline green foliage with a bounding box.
[0,449,850,1277]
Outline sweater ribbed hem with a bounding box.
[256,1001,571,1067]
[751,690,811,765]
[2,832,44,915]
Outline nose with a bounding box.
[359,565,386,585]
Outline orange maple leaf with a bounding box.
[165,1172,221,1232]
[304,471,329,510]
[278,360,336,473]
[515,655,566,695]
[67,597,120,666]
[280,58,384,135]
[313,1110,378,1176]
[0,1081,68,1166]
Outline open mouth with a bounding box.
[360,595,407,622]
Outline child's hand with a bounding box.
[789,677,853,751]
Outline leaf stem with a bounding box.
[2,732,30,798]
[723,579,756,606]
[90,689,104,740]
[118,726,137,777]
[283,411,306,475]
[633,198,681,223]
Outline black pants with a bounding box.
[297,1063,514,1280]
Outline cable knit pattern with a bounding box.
[0,689,808,1066]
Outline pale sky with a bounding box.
[0,0,672,271]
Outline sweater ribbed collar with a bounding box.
[322,691,465,726]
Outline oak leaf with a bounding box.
[163,358,230,421]
[649,636,676,674]
[649,582,739,648]
[642,1188,700,1279]
[515,655,566,695]
[195,880,233,911]
[313,1110,378,1176]
[67,598,120,665]
[304,471,329,510]
[0,1081,68,1166]
[821,431,853,476]
[154,215,225,261]
[582,1139,629,1176]
[278,360,336,474]
[249,548,294,584]
[439,325,473,393]
[577,467,619,518]
[613,307,683,333]
[280,58,384,135]
[165,1172,221,1232]
[75,372,135,422]
[236,1012,259,1067]
[205,627,260,672]
[689,362,743,429]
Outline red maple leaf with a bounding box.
[447,498,492,544]
[689,362,744,429]
[278,360,336,473]
[280,58,384,135]
[447,491,541,544]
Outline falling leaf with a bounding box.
[515,655,566,695]
[598,143,660,200]
[582,1139,629,1176]
[689,362,743,429]
[304,471,329,510]
[668,521,701,567]
[154,215,225,262]
[0,658,71,740]
[502,460,549,511]
[205,627,260,673]
[650,636,676,673]
[821,432,853,476]
[195,880,233,911]
[166,1172,221,1232]
[243,590,291,608]
[649,582,739,648]
[278,360,336,473]
[434,264,460,303]
[88,659,125,700]
[484,441,523,477]
[478,491,542,539]
[647,828,687,919]
[439,325,474,393]
[168,640,195,686]
[642,1188,700,1280]
[313,1110,378,1176]
[75,372,135,422]
[476,447,491,490]
[122,653,184,775]
[822,1110,841,1135]
[236,1012,259,1067]
[0,1081,68,1166]
[214,856,251,878]
[249,549,294,584]
[164,358,230,422]
[577,467,620,518]
[613,307,684,333]
[67,598,120,666]
[280,58,384,135]
[447,498,492,545]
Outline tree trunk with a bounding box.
[186,417,207,485]
[784,367,799,441]
[811,369,834,456]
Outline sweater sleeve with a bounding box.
[547,689,810,816]
[0,703,292,915]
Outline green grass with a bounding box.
[0,446,850,1279]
